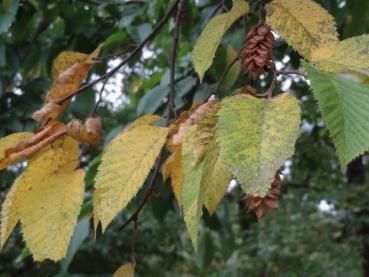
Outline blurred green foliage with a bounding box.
[1,0,369,276]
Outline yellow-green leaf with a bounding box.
[181,146,205,251]
[217,93,300,197]
[311,35,369,77]
[113,263,135,277]
[94,125,168,232]
[201,140,232,215]
[1,137,85,261]
[266,0,338,60]
[192,0,249,81]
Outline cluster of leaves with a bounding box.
[1,0,369,275]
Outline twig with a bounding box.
[90,76,109,117]
[266,64,277,99]
[277,70,308,79]
[168,0,185,119]
[57,0,180,105]
[130,219,138,266]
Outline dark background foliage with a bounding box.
[1,0,369,276]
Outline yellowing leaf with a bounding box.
[201,140,231,215]
[311,35,369,76]
[162,146,183,207]
[51,51,88,79]
[266,0,338,60]
[192,0,249,81]
[303,62,369,165]
[113,263,135,277]
[1,137,85,261]
[217,93,300,197]
[128,114,163,130]
[94,125,168,231]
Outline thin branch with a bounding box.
[58,0,180,105]
[266,64,277,99]
[168,0,185,119]
[130,219,138,266]
[90,75,109,117]
[277,70,308,79]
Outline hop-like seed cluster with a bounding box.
[240,24,275,80]
[245,172,281,219]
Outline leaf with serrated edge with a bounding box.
[202,139,232,215]
[266,0,338,60]
[303,62,369,165]
[51,51,88,79]
[0,132,33,167]
[162,146,183,207]
[94,125,168,231]
[1,137,85,261]
[311,35,369,76]
[217,93,300,197]
[113,263,134,277]
[192,0,249,81]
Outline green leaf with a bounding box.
[197,231,215,270]
[0,0,20,33]
[221,45,241,90]
[192,0,249,82]
[217,93,300,197]
[303,62,369,165]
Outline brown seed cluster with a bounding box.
[245,172,281,219]
[240,24,275,80]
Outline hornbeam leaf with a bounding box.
[303,62,369,165]
[113,263,134,277]
[192,0,249,81]
[266,0,338,60]
[1,137,85,261]
[217,93,300,197]
[311,35,369,77]
[182,137,205,250]
[94,125,168,232]
[162,146,183,207]
[0,132,33,169]
[201,139,232,215]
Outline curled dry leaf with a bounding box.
[171,98,218,146]
[0,122,67,170]
[32,47,101,123]
[66,117,102,145]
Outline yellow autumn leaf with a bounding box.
[192,0,249,81]
[128,114,163,130]
[162,146,183,207]
[94,125,168,232]
[0,137,85,261]
[51,51,88,79]
[266,0,338,60]
[113,263,135,277]
[311,35,369,77]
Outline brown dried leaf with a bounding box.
[0,122,67,170]
[66,117,102,145]
[32,46,101,123]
